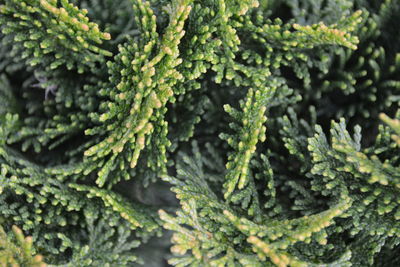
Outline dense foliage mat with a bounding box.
[1,0,400,266]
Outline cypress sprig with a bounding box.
[220,82,276,217]
[0,224,46,267]
[81,0,193,187]
[69,184,160,232]
[380,113,400,146]
[0,0,112,73]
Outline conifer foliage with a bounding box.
[1,0,400,266]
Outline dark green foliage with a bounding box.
[1,0,400,266]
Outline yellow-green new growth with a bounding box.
[0,225,46,267]
[0,0,112,72]
[82,0,193,187]
[380,113,400,145]
[221,80,279,217]
[225,196,352,267]
[292,10,362,50]
[70,184,159,232]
